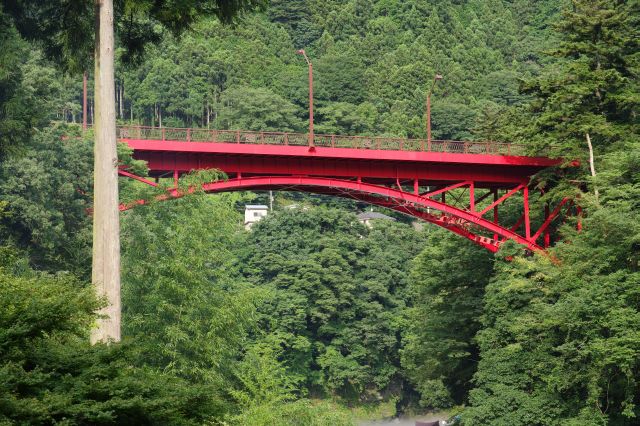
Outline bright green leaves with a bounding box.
[4,0,266,73]
[0,261,225,425]
[120,190,261,385]
[219,86,304,132]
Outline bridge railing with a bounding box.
[117,126,529,156]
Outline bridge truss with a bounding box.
[116,126,573,253]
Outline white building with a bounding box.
[244,205,269,230]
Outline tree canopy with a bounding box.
[0,0,638,424]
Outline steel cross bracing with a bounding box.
[116,125,571,252]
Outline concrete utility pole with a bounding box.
[91,0,121,344]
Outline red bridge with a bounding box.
[117,126,571,253]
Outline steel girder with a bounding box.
[118,172,570,253]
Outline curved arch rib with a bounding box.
[120,175,544,253]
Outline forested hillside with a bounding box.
[58,0,560,141]
[1,0,638,425]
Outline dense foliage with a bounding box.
[401,230,493,409]
[52,0,561,141]
[0,0,638,424]
[242,208,427,399]
[463,1,640,424]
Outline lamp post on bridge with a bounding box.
[426,73,443,150]
[297,49,314,150]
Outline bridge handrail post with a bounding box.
[162,128,165,141]
[236,130,240,144]
[284,133,289,145]
[261,132,264,144]
[331,135,335,148]
[186,128,191,142]
[427,139,431,152]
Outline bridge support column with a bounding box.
[523,186,530,239]
[544,204,550,248]
[493,189,499,241]
[469,182,475,212]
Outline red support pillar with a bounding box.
[173,169,179,189]
[469,181,475,212]
[544,204,550,248]
[523,185,531,239]
[414,179,419,195]
[493,189,499,241]
[576,206,583,232]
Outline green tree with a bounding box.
[0,125,93,276]
[402,230,493,409]
[120,188,262,386]
[0,8,60,158]
[465,1,640,424]
[219,86,303,131]
[0,249,223,424]
[243,207,427,399]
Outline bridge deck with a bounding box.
[119,126,560,188]
[117,126,570,252]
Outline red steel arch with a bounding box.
[120,175,569,253]
[116,126,571,253]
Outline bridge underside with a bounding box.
[119,135,568,253]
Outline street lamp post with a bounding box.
[297,49,314,150]
[426,74,443,151]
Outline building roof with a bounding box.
[245,204,269,209]
[357,211,396,221]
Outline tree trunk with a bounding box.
[206,101,210,129]
[91,0,121,344]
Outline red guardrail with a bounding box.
[116,126,530,156]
